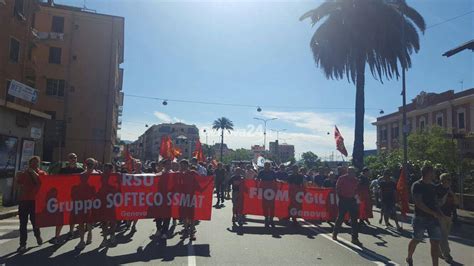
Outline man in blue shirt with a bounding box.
[257,162,277,227]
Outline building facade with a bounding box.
[1,0,125,164]
[130,123,200,162]
[373,89,474,152]
[269,141,295,162]
[0,0,51,204]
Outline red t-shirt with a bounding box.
[17,169,46,201]
[336,174,358,198]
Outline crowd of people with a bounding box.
[14,153,458,265]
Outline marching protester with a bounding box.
[74,158,98,250]
[98,163,118,247]
[257,162,277,228]
[406,164,443,266]
[378,170,401,231]
[179,159,198,241]
[230,167,245,227]
[275,164,288,182]
[358,168,372,226]
[436,173,456,263]
[332,167,362,246]
[53,153,85,244]
[126,160,143,233]
[15,156,45,253]
[214,163,226,207]
[224,164,232,200]
[245,164,257,180]
[191,157,207,176]
[322,171,337,188]
[152,159,173,240]
[287,165,305,226]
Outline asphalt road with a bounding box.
[0,197,473,265]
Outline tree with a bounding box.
[212,117,234,161]
[222,148,253,164]
[301,151,322,170]
[202,144,215,160]
[408,126,457,173]
[300,0,425,170]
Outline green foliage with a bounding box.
[301,151,322,170]
[408,126,457,173]
[222,148,253,164]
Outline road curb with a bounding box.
[0,209,18,220]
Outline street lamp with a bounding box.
[203,129,208,145]
[254,117,277,151]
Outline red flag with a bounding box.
[334,126,348,157]
[160,136,174,160]
[123,146,134,173]
[397,167,410,217]
[193,139,205,162]
[172,146,182,158]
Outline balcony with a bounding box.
[31,29,64,41]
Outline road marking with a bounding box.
[187,241,196,266]
[0,226,31,230]
[299,220,399,266]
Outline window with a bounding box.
[391,124,399,139]
[419,117,426,132]
[13,0,24,16]
[436,113,443,127]
[380,127,387,142]
[46,79,65,97]
[51,16,64,33]
[9,38,20,63]
[49,47,61,64]
[458,112,465,129]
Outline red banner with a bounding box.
[35,173,214,227]
[241,180,337,220]
[240,180,371,221]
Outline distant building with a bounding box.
[373,89,474,154]
[1,0,125,163]
[251,145,265,158]
[269,141,295,162]
[212,143,233,158]
[130,123,199,162]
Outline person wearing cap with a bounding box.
[332,166,362,246]
[15,156,45,253]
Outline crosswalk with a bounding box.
[0,216,31,245]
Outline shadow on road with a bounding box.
[0,238,211,265]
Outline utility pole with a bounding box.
[254,117,277,151]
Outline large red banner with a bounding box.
[240,180,371,221]
[241,180,337,220]
[35,173,214,227]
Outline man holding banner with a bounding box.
[257,162,277,228]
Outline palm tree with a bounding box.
[300,0,425,170]
[212,117,234,161]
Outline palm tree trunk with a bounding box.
[220,129,224,161]
[353,59,365,170]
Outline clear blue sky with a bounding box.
[57,0,473,159]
